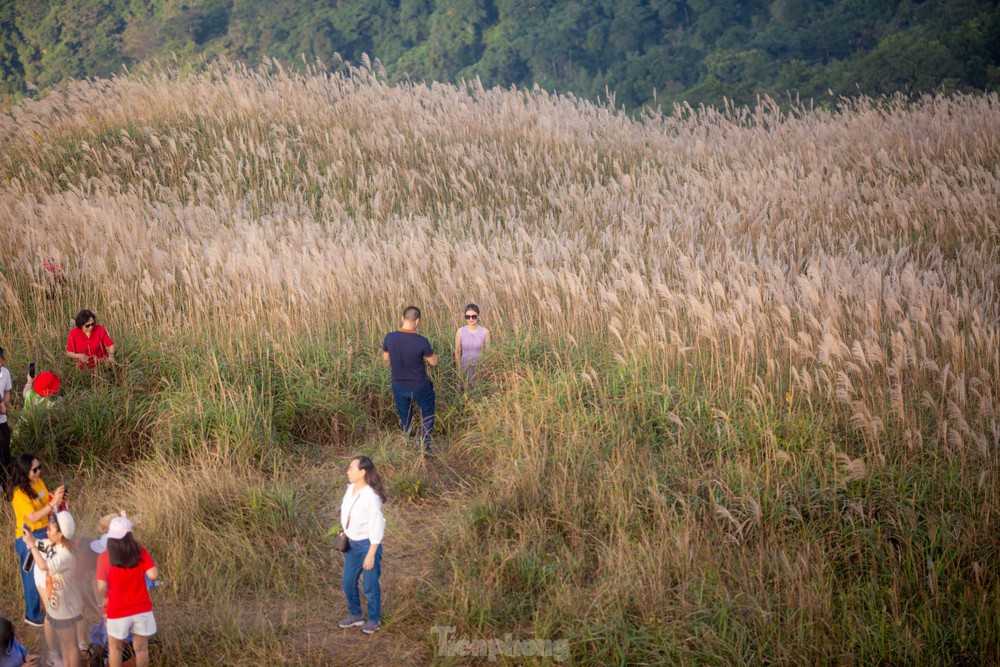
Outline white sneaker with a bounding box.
[46,653,65,667]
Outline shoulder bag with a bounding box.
[332,493,361,553]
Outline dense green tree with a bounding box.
[0,2,26,96]
[20,0,130,86]
[846,31,963,95]
[1,0,998,110]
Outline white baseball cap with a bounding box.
[90,533,109,554]
[53,511,76,540]
[107,516,132,540]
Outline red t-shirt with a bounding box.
[96,547,155,618]
[66,325,114,368]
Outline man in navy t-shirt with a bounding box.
[382,306,438,453]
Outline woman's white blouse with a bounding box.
[340,483,386,544]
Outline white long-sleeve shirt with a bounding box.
[341,483,385,544]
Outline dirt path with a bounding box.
[0,443,481,666]
[151,448,479,666]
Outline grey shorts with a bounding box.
[48,614,82,630]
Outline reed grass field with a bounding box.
[1,61,998,665]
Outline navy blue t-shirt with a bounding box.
[382,330,434,388]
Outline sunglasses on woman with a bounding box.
[465,314,478,320]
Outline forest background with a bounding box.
[2,0,1000,109]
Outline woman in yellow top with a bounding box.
[7,452,64,626]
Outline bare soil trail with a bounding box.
[154,449,480,666]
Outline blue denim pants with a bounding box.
[391,382,435,449]
[342,539,383,623]
[15,527,48,623]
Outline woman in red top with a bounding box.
[94,517,157,667]
[65,310,115,369]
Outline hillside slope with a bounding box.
[0,65,998,664]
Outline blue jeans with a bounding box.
[391,382,435,449]
[15,527,48,623]
[342,539,382,623]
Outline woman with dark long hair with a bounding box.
[7,453,64,627]
[0,616,40,666]
[94,517,158,667]
[337,456,387,634]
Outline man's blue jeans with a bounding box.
[391,382,435,450]
[342,539,383,623]
[15,527,48,623]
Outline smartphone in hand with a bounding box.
[29,362,35,378]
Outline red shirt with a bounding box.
[96,547,155,618]
[66,325,114,368]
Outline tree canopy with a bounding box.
[2,0,998,108]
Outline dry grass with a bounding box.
[0,61,998,664]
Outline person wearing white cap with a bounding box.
[88,512,119,557]
[94,517,158,667]
[22,510,82,667]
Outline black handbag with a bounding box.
[332,494,361,553]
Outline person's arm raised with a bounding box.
[23,486,64,524]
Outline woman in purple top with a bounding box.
[454,303,490,380]
[0,617,39,667]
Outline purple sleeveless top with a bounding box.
[459,326,487,366]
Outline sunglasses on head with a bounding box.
[465,314,478,320]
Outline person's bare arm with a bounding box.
[30,548,49,571]
[382,350,390,362]
[454,329,463,367]
[95,579,108,606]
[23,530,47,570]
[65,349,87,363]
[24,486,64,524]
[426,353,439,367]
